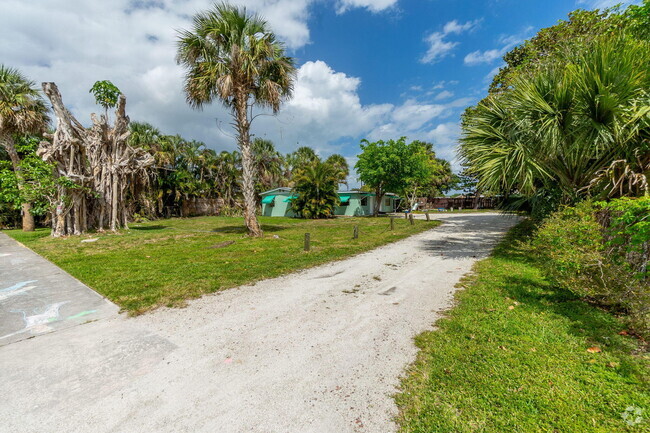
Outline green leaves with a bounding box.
[290,160,340,219]
[89,80,121,111]
[460,36,650,212]
[176,2,296,112]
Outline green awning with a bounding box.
[283,195,297,202]
[338,195,351,203]
[261,195,276,204]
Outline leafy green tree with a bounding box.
[627,0,650,40]
[355,137,435,216]
[0,135,57,224]
[89,80,122,118]
[290,161,340,219]
[408,141,456,200]
[0,65,49,231]
[460,36,650,215]
[176,2,296,237]
[489,3,649,95]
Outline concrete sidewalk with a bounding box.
[0,232,119,346]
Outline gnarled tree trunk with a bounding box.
[38,82,154,237]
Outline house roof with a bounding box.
[259,187,292,196]
[260,187,400,198]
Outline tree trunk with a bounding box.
[39,82,154,236]
[373,186,384,217]
[0,134,35,231]
[21,203,35,231]
[234,92,263,237]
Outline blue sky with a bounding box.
[0,0,636,181]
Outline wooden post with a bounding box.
[353,225,359,239]
[425,212,430,221]
[409,213,415,225]
[304,233,310,251]
[404,212,408,219]
[390,216,394,231]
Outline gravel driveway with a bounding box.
[0,213,518,433]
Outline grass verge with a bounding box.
[396,220,650,433]
[4,215,438,314]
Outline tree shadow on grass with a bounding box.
[130,225,168,231]
[499,273,648,381]
[210,224,289,234]
[491,220,647,381]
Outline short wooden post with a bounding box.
[390,216,394,231]
[404,212,408,219]
[409,213,415,225]
[425,212,430,221]
[353,225,359,239]
[304,233,310,251]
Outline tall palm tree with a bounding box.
[0,65,49,231]
[176,2,296,237]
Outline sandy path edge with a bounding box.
[0,213,519,433]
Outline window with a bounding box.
[360,196,368,206]
[385,198,391,206]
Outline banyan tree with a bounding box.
[38,82,154,237]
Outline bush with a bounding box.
[531,199,649,336]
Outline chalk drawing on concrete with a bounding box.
[0,301,69,340]
[0,280,38,302]
[67,310,97,320]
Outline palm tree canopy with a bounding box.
[460,36,650,202]
[325,153,349,185]
[176,2,296,112]
[0,65,49,136]
[291,160,340,219]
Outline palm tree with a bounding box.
[291,161,340,219]
[460,36,650,213]
[176,2,296,237]
[0,65,49,231]
[214,150,241,207]
[325,153,349,187]
[252,138,284,194]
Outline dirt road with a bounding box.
[0,213,518,433]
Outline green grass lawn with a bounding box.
[4,216,438,314]
[396,221,650,433]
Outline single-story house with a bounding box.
[260,188,399,217]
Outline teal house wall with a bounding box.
[260,187,297,217]
[260,188,399,217]
[334,192,398,216]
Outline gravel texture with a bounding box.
[0,212,518,433]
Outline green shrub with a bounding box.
[531,200,649,336]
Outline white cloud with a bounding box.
[434,90,454,100]
[0,0,472,179]
[254,61,393,154]
[336,0,398,13]
[463,28,532,66]
[576,0,639,9]
[421,19,481,64]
